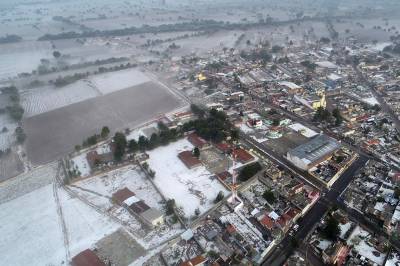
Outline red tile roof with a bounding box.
[178,151,202,169]
[260,215,274,230]
[215,142,232,153]
[112,187,135,204]
[232,148,254,163]
[71,249,106,266]
[216,171,232,181]
[187,133,208,148]
[180,255,207,266]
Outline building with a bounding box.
[112,187,135,205]
[86,149,113,168]
[180,255,207,266]
[232,148,254,164]
[287,134,341,171]
[187,132,209,149]
[141,208,164,226]
[178,150,202,169]
[322,242,349,266]
[71,249,105,266]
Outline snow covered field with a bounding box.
[0,161,58,204]
[21,69,152,117]
[147,138,229,218]
[73,165,164,211]
[71,153,91,177]
[0,183,120,266]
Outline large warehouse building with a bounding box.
[287,134,341,171]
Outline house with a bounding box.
[216,171,232,184]
[112,187,135,205]
[322,242,349,266]
[86,149,114,169]
[215,142,232,154]
[180,255,207,266]
[178,150,202,169]
[232,148,254,163]
[188,132,209,149]
[71,249,105,266]
[141,208,164,226]
[260,215,274,230]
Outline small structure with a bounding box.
[112,187,135,205]
[178,150,202,169]
[215,142,232,154]
[141,208,164,226]
[187,133,209,149]
[322,242,349,266]
[86,150,113,168]
[232,148,254,164]
[180,255,207,266]
[71,249,105,266]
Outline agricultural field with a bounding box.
[21,68,151,117]
[24,80,185,165]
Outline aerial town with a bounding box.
[1,0,400,266]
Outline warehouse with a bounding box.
[287,134,341,171]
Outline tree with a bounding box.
[138,135,149,151]
[101,126,110,138]
[193,147,200,158]
[322,216,341,240]
[239,162,262,181]
[214,191,224,203]
[332,108,343,126]
[15,127,26,144]
[191,103,206,117]
[53,51,61,58]
[128,139,139,153]
[165,199,176,215]
[263,189,276,203]
[149,133,160,149]
[272,118,280,126]
[113,132,127,161]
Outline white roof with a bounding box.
[123,195,140,206]
[316,61,338,69]
[268,211,279,220]
[181,229,194,240]
[328,73,342,81]
[278,81,301,89]
[289,123,319,138]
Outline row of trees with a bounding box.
[75,126,110,151]
[110,106,238,161]
[0,86,24,122]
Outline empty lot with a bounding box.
[24,81,185,165]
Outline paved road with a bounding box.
[259,155,368,266]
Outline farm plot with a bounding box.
[0,161,57,204]
[147,138,229,218]
[21,69,152,117]
[24,81,185,165]
[0,183,120,266]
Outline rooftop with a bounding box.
[288,134,341,164]
[71,249,105,266]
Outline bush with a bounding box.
[239,162,262,181]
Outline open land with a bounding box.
[24,81,185,165]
